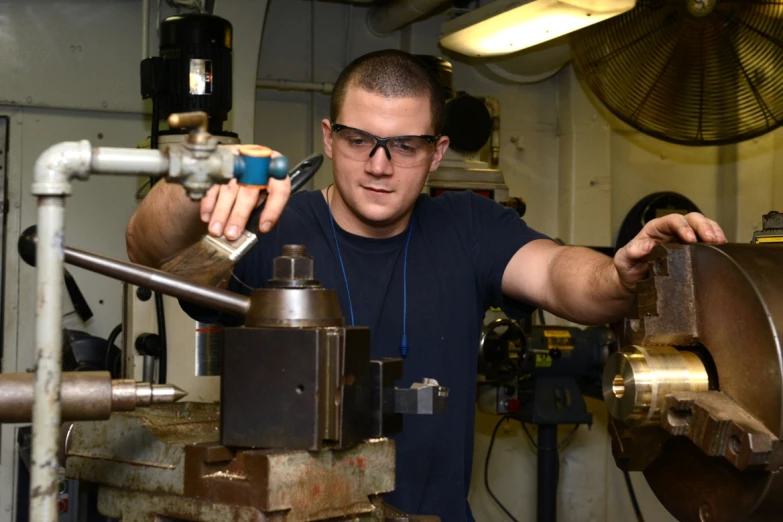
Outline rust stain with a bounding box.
[356,456,365,470]
[312,483,321,496]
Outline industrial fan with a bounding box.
[569,0,783,146]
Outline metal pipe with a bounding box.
[30,197,66,522]
[90,147,170,175]
[0,372,186,423]
[256,79,334,94]
[64,246,251,317]
[482,96,501,166]
[29,136,227,519]
[30,140,100,520]
[142,0,150,59]
[30,139,95,521]
[143,355,156,383]
[367,0,451,35]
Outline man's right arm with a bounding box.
[126,165,292,268]
[126,181,205,267]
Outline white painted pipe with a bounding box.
[30,196,66,522]
[256,79,334,94]
[90,147,170,175]
[29,141,168,520]
[30,141,92,522]
[367,0,451,35]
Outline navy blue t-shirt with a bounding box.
[181,189,548,521]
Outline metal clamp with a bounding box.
[394,378,449,415]
[370,359,449,438]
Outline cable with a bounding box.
[623,469,645,522]
[148,93,168,385]
[485,416,521,522]
[518,422,581,454]
[154,292,167,383]
[485,417,583,521]
[104,323,123,378]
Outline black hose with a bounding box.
[485,416,521,522]
[148,95,167,384]
[154,292,167,384]
[150,96,160,152]
[623,470,645,522]
[104,323,123,378]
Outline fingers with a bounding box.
[709,218,727,243]
[257,175,292,234]
[200,146,290,239]
[206,180,239,236]
[204,180,264,239]
[684,213,726,244]
[199,184,221,223]
[200,145,290,238]
[622,237,657,262]
[224,185,264,240]
[642,212,727,245]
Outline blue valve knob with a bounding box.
[234,146,289,187]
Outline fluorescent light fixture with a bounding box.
[439,0,636,57]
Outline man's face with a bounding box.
[322,86,450,229]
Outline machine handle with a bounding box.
[234,145,289,187]
[245,153,323,232]
[17,228,250,318]
[167,111,209,133]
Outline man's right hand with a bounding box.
[199,173,291,241]
[199,149,292,241]
[126,146,291,268]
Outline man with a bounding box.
[127,49,726,520]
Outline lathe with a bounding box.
[20,103,783,521]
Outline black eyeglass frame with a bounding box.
[330,122,441,161]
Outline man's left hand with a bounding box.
[614,212,727,292]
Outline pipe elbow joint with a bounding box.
[32,140,92,196]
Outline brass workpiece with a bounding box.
[603,344,710,426]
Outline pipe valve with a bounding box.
[165,111,288,200]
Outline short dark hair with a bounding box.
[330,49,446,135]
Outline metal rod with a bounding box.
[27,137,225,521]
[143,355,156,383]
[31,196,66,522]
[142,0,150,59]
[90,147,169,175]
[255,79,334,94]
[63,247,251,318]
[0,372,186,423]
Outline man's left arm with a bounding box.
[502,213,727,325]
